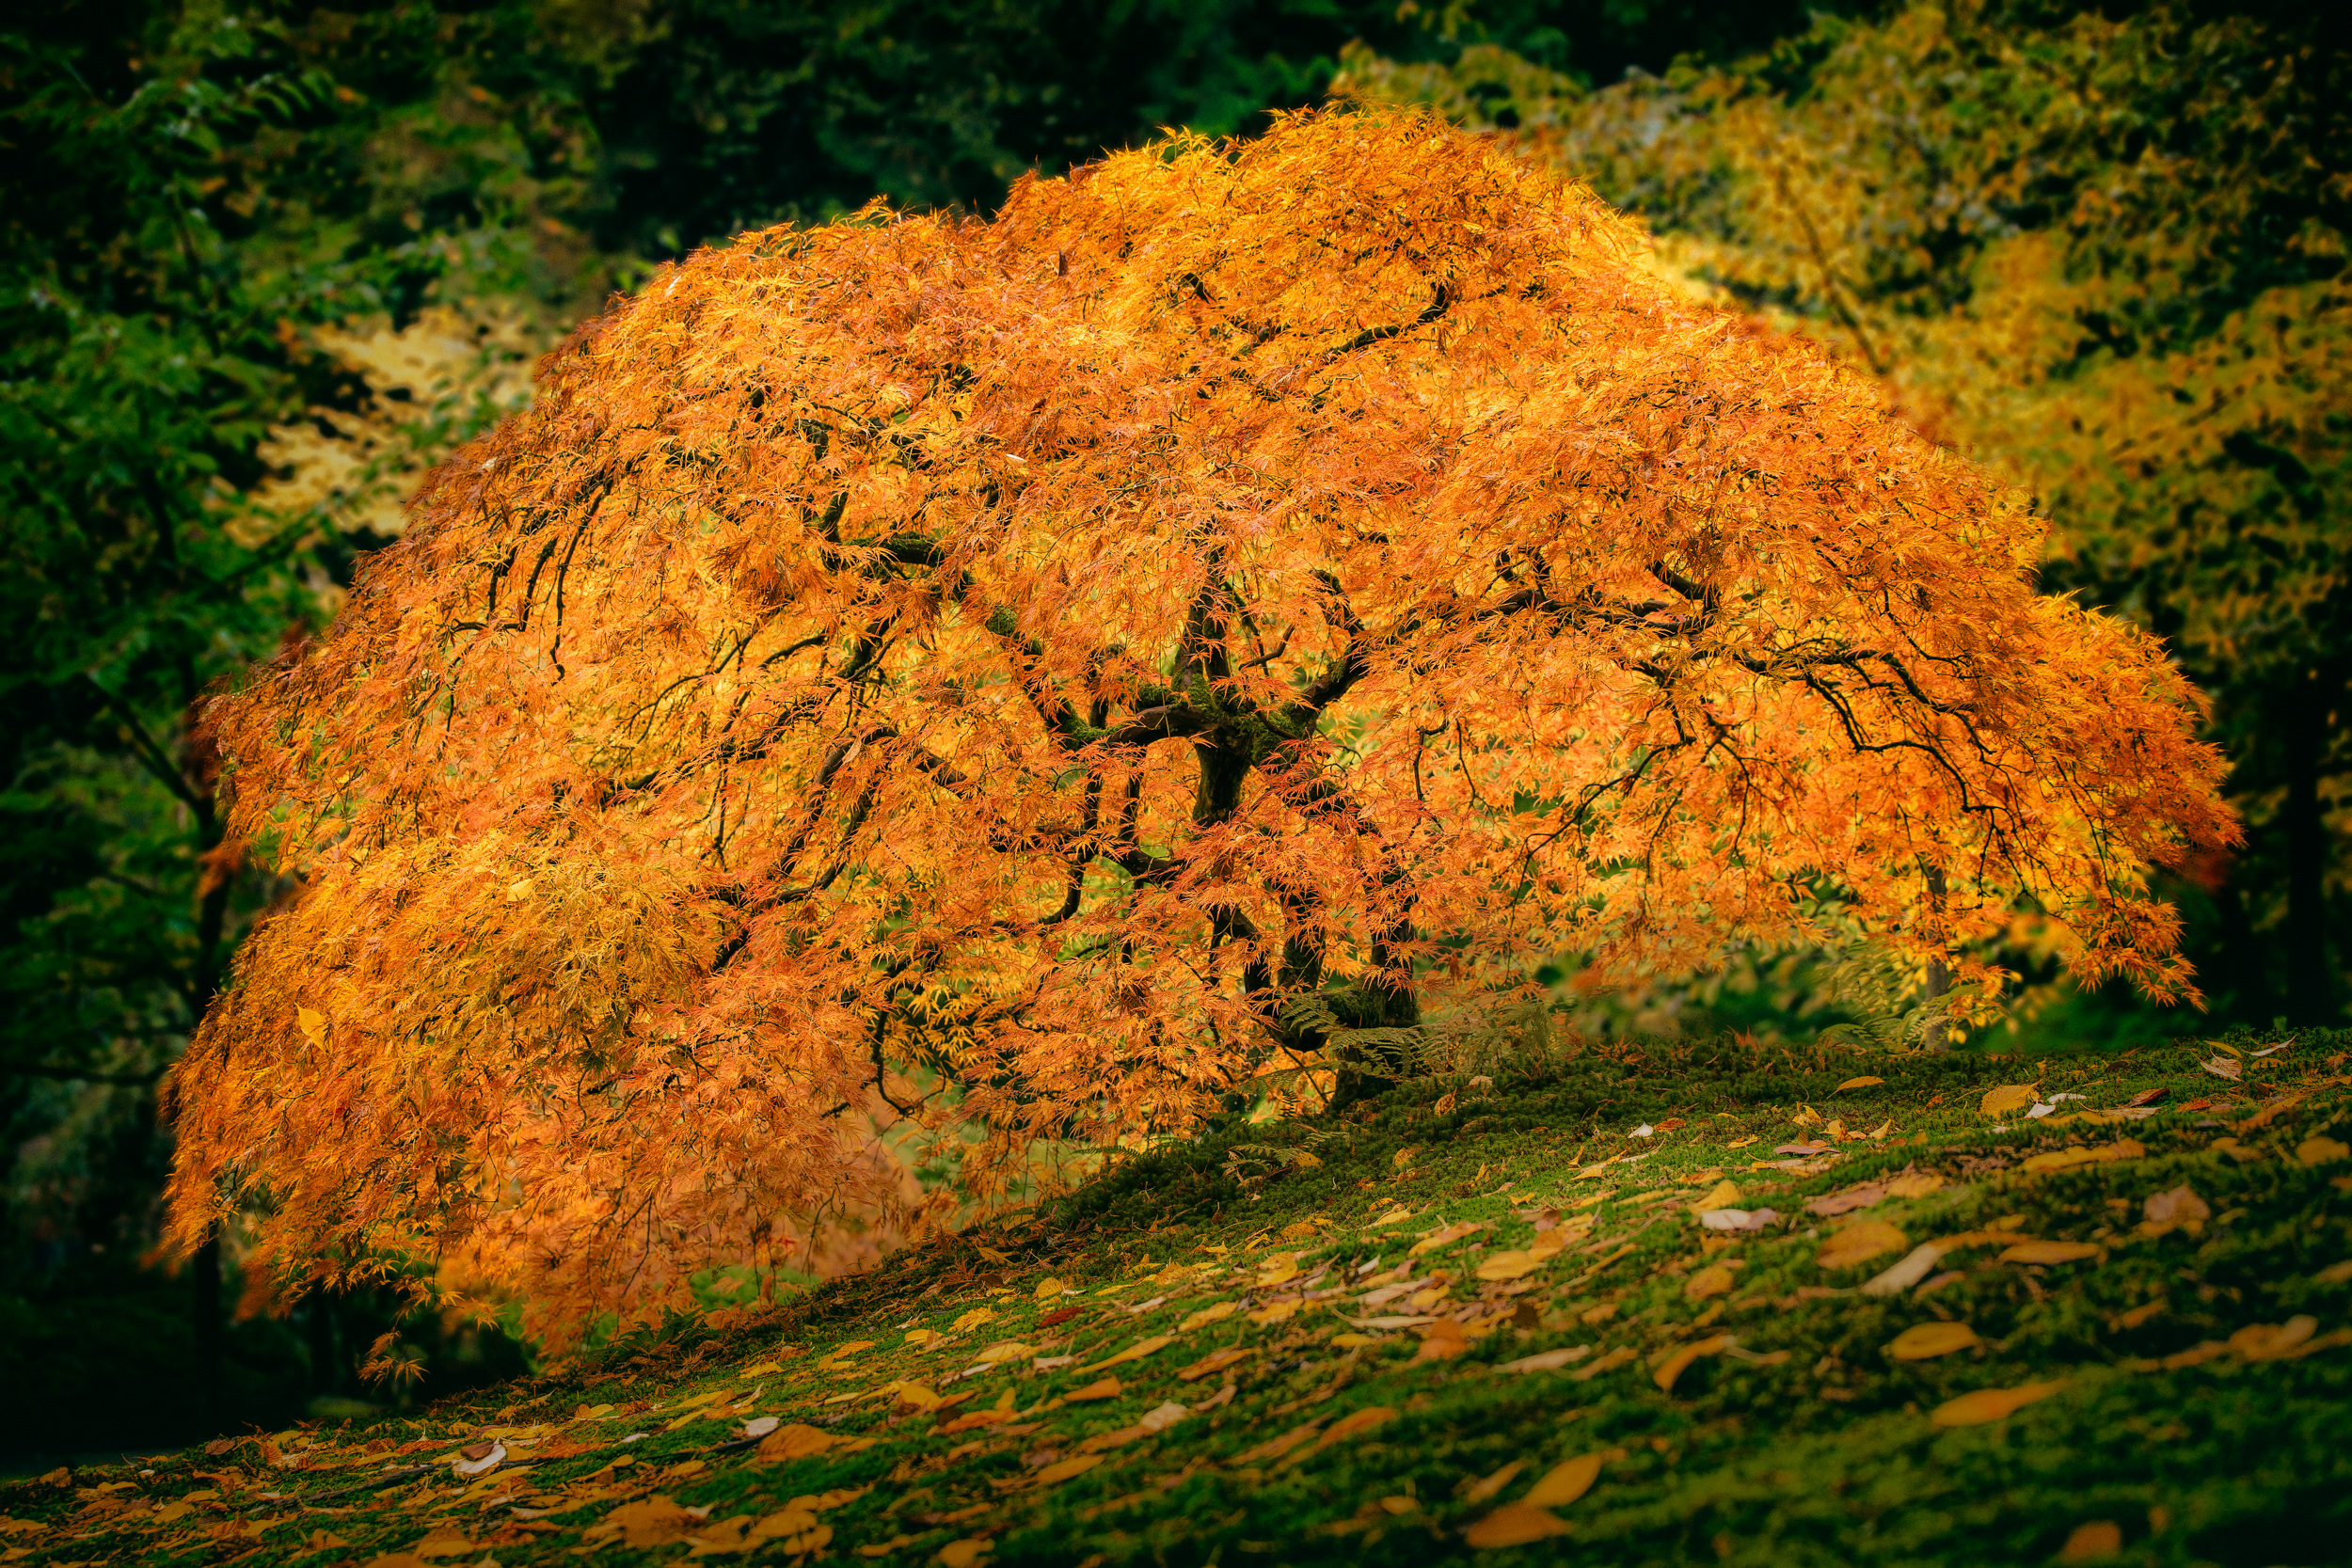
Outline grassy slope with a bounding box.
[8,1030,2351,1568]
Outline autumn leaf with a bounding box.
[2139,1185,2211,1239]
[1834,1077,1883,1093]
[1523,1449,1614,1507]
[1496,1346,1592,1373]
[1176,1347,1255,1382]
[1411,1321,1472,1364]
[1691,1180,1744,1213]
[1999,1241,2102,1265]
[1248,1299,1301,1326]
[1930,1380,2068,1427]
[1817,1219,1907,1271]
[1884,1172,1947,1198]
[581,1496,707,1547]
[1029,1454,1105,1487]
[1461,1461,1524,1504]
[1463,1502,1572,1547]
[1979,1085,2040,1117]
[1682,1264,1736,1301]
[1033,1276,1073,1301]
[1179,1301,1236,1332]
[1886,1322,1979,1360]
[2296,1135,2350,1166]
[2058,1522,2123,1563]
[936,1538,994,1567]
[1080,1335,1174,1374]
[1653,1335,1731,1392]
[1475,1250,1546,1282]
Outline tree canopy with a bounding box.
[165,110,2233,1343]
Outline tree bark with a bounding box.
[193,1231,223,1430]
[2283,676,2332,1024]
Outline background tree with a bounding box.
[167,110,2233,1346]
[1343,0,2352,1032]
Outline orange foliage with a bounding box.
[164,108,2233,1342]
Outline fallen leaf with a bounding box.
[1523,1449,1612,1507]
[2000,1241,2101,1265]
[1773,1141,1832,1156]
[1806,1184,1886,1218]
[741,1416,781,1439]
[1886,1322,1979,1360]
[1370,1208,1414,1227]
[582,1497,706,1548]
[1883,1172,1947,1198]
[2058,1521,2122,1563]
[2201,1056,2242,1081]
[451,1441,504,1478]
[1652,1334,1730,1392]
[1034,1276,1073,1302]
[1412,1321,1472,1363]
[1698,1208,1779,1232]
[1139,1401,1189,1433]
[1408,1221,1488,1257]
[1861,1243,1951,1296]
[1463,1502,1571,1547]
[1834,1077,1883,1093]
[889,1380,945,1409]
[1475,1250,1546,1282]
[1392,1148,1419,1170]
[2124,1087,2167,1108]
[1979,1085,2040,1117]
[1930,1380,2067,1427]
[2019,1140,2146,1175]
[1232,1423,1323,1465]
[1030,1454,1104,1486]
[1306,1406,1396,1453]
[856,1537,916,1559]
[755,1425,863,1465]
[1281,1219,1325,1241]
[967,1342,1035,1367]
[1691,1180,1744,1213]
[1726,1135,1758,1149]
[1248,1299,1301,1326]
[1079,1334,1174,1373]
[1496,1346,1591,1373]
[2139,1185,2211,1239]
[2297,1135,2350,1166]
[1629,1123,1655,1138]
[1571,1345,1636,1382]
[1817,1219,1907,1271]
[2230,1316,2317,1361]
[2316,1260,2352,1285]
[1255,1257,1300,1288]
[949,1308,996,1334]
[1682,1265,1736,1301]
[1176,1347,1255,1382]
[936,1539,993,1568]
[1462,1461,1525,1505]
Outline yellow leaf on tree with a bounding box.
[1817,1219,1907,1271]
[1886,1322,1979,1360]
[1930,1380,2068,1427]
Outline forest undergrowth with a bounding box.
[7,1029,2348,1567]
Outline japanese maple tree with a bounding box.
[165,109,2233,1343]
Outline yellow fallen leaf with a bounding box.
[1232,1423,1322,1465]
[2229,1316,2316,1361]
[296,1006,326,1043]
[739,1362,783,1378]
[1528,1227,1571,1259]
[1522,1450,1608,1507]
[2316,1260,2352,1285]
[1475,1250,1544,1282]
[1463,1502,1571,1547]
[2296,1135,2350,1166]
[2000,1241,2101,1265]
[950,1308,996,1333]
[1725,1135,1758,1149]
[1180,1301,1236,1332]
[581,1497,702,1548]
[2058,1521,2122,1563]
[888,1380,943,1409]
[1255,1257,1300,1287]
[1979,1085,2040,1117]
[1818,1219,1906,1271]
[1883,1173,1946,1199]
[1652,1334,1730,1392]
[1886,1322,1979,1360]
[1304,1405,1395,1454]
[1497,1345,1591,1373]
[1079,1334,1174,1373]
[304,1531,351,1553]
[1033,1276,1072,1302]
[1682,1264,1736,1301]
[1691,1180,1744,1213]
[936,1539,993,1567]
[1411,1321,1471,1364]
[2139,1184,2210,1239]
[1030,1454,1104,1486]
[1370,1207,1414,1227]
[1393,1148,1419,1170]
[2019,1140,2145,1175]
[1930,1380,2067,1427]
[755,1425,865,1465]
[1280,1219,1324,1241]
[1834,1077,1883,1093]
[1176,1346,1255,1381]
[1462,1461,1525,1504]
[1329,1331,1379,1348]
[1248,1299,1300,1326]
[571,1402,617,1421]
[855,1537,915,1559]
[968,1341,1036,1366]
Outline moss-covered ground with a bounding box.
[8,1030,2350,1568]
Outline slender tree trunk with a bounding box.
[2283,680,2332,1024]
[1921,864,1950,1052]
[193,1232,224,1430]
